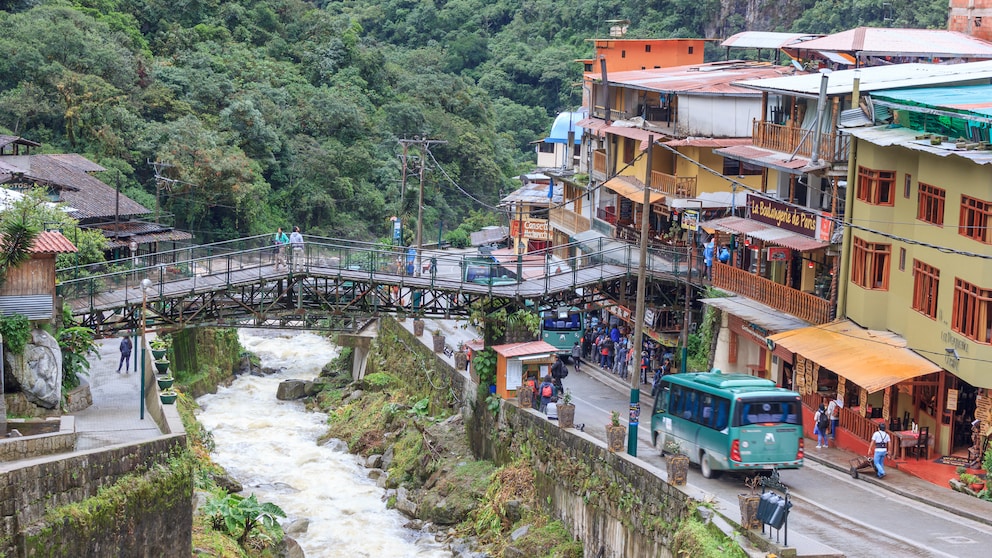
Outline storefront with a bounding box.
[492,341,559,400]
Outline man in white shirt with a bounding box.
[869,423,891,479]
[289,226,304,271]
[826,395,842,447]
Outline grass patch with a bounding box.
[671,513,747,558]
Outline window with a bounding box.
[538,142,554,154]
[899,247,906,271]
[623,137,635,164]
[856,166,896,206]
[960,195,992,244]
[688,46,694,54]
[917,182,945,225]
[645,45,652,53]
[851,236,891,290]
[723,158,762,176]
[621,50,626,59]
[912,260,939,320]
[952,278,992,344]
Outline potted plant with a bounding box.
[454,343,468,370]
[149,338,168,361]
[558,389,576,429]
[154,359,170,375]
[159,389,178,405]
[432,328,446,353]
[960,472,985,493]
[664,439,690,486]
[605,410,626,452]
[413,318,425,337]
[738,475,762,530]
[157,376,174,390]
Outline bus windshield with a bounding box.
[737,399,802,426]
[542,311,581,331]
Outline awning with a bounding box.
[767,319,941,393]
[603,125,654,150]
[576,118,608,135]
[604,176,664,205]
[703,216,828,251]
[714,145,810,176]
[700,296,811,333]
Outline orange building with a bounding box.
[578,38,706,73]
[949,0,992,43]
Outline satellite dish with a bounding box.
[765,338,776,351]
[791,60,804,71]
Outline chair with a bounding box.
[889,417,902,432]
[909,426,930,460]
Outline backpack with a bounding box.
[816,411,829,432]
[541,383,553,398]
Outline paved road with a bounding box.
[562,361,992,558]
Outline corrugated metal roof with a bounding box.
[0,135,41,149]
[470,226,508,246]
[500,181,562,206]
[734,60,992,98]
[29,231,78,254]
[767,319,940,393]
[0,295,52,320]
[704,216,828,251]
[846,125,992,165]
[104,229,193,249]
[491,340,559,358]
[721,32,823,50]
[784,27,992,58]
[714,145,810,174]
[587,61,800,96]
[872,83,992,117]
[576,117,608,132]
[700,295,811,332]
[664,137,753,148]
[603,124,655,150]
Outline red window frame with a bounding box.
[916,182,945,226]
[952,278,992,344]
[851,236,891,290]
[912,260,939,320]
[856,166,896,206]
[959,195,992,244]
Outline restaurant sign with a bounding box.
[510,219,551,240]
[747,194,819,238]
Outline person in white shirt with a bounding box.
[869,423,891,479]
[289,226,304,271]
[545,398,558,421]
[826,396,842,446]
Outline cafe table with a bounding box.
[893,429,933,460]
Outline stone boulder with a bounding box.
[276,380,312,400]
[3,329,62,409]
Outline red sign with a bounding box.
[747,194,819,238]
[510,219,551,240]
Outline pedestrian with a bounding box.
[570,341,582,373]
[545,396,559,421]
[814,404,829,448]
[869,423,892,478]
[272,227,289,269]
[429,255,438,280]
[289,226,304,271]
[538,375,555,413]
[703,237,715,279]
[826,395,843,446]
[551,355,567,392]
[117,335,132,373]
[718,243,731,265]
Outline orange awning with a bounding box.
[767,319,940,393]
[604,176,665,205]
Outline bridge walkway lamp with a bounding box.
[140,278,152,420]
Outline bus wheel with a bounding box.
[700,452,722,479]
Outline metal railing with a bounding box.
[712,262,832,324]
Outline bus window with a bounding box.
[739,400,801,426]
[682,390,698,421]
[712,398,730,430]
[653,386,670,414]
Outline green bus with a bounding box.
[539,307,584,355]
[651,372,804,478]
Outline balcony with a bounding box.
[712,262,833,325]
[651,170,696,199]
[752,121,851,164]
[549,207,590,236]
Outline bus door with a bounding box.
[670,389,702,458]
[736,399,802,465]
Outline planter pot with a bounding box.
[413,320,425,337]
[667,455,690,486]
[454,351,468,370]
[154,361,170,375]
[558,404,575,429]
[157,377,174,390]
[518,388,533,409]
[151,348,167,361]
[432,334,446,353]
[970,483,985,493]
[738,494,761,530]
[159,393,178,405]
[605,424,626,452]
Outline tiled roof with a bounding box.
[28,231,78,254]
[46,153,106,172]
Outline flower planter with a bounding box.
[159,393,178,405]
[518,387,533,409]
[413,319,425,337]
[154,360,170,375]
[151,348,167,361]
[738,493,761,529]
[157,377,174,390]
[558,404,575,429]
[605,424,626,452]
[970,482,985,493]
[667,455,690,486]
[432,333,446,353]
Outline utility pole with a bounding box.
[399,137,447,277]
[628,136,653,457]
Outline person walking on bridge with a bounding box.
[289,226,304,271]
[273,227,289,269]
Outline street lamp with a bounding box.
[140,278,152,420]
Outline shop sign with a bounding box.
[681,209,699,231]
[947,388,959,411]
[606,304,632,322]
[510,219,551,240]
[644,308,656,329]
[747,194,819,238]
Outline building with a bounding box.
[577,38,706,74]
[0,231,78,322]
[950,0,992,44]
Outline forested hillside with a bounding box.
[0,0,948,243]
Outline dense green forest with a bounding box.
[0,0,947,243]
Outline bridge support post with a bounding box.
[336,320,379,381]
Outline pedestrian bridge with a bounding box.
[58,234,696,337]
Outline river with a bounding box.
[195,329,453,557]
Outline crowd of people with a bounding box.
[578,314,675,397]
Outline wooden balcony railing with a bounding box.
[549,207,590,235]
[593,150,607,176]
[712,262,832,324]
[650,170,697,199]
[752,121,851,163]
